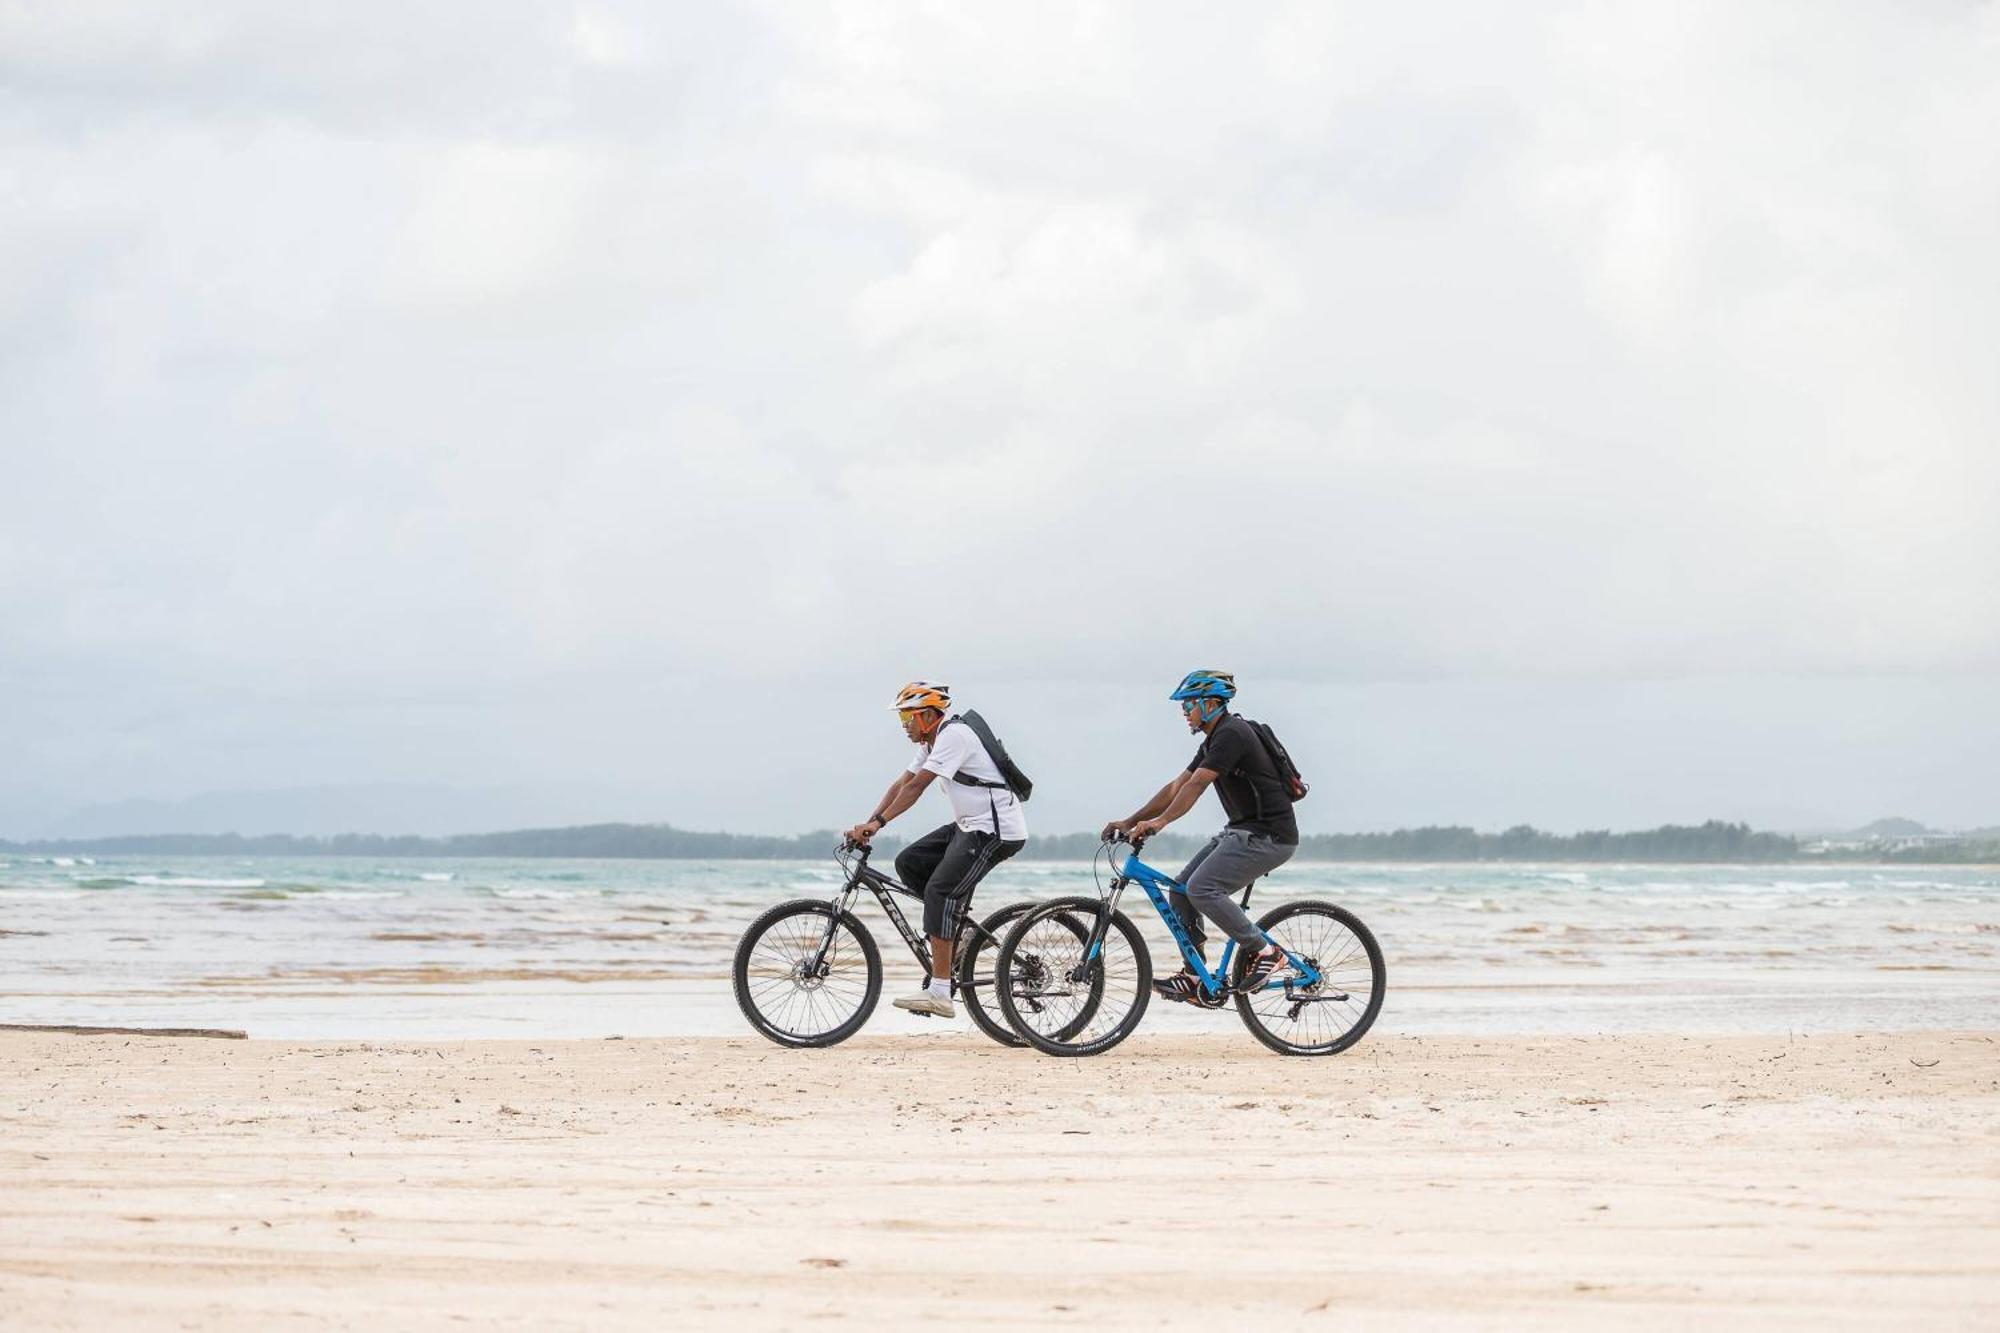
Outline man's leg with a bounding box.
[894,823,956,894]
[1183,830,1297,987]
[921,830,1023,965]
[1152,834,1230,1003]
[1169,833,1227,955]
[896,829,1023,1016]
[894,826,958,1007]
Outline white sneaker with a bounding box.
[894,990,955,1018]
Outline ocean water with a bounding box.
[1,853,1994,1039]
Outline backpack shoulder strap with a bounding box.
[940,716,1007,789]
[938,714,1012,835]
[1222,713,1263,765]
[1244,715,1280,766]
[1239,715,1308,801]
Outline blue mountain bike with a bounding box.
[994,835,1385,1057]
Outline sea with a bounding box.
[1,853,1994,1039]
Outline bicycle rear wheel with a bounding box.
[1231,899,1384,1056]
[995,896,1151,1057]
[960,901,1104,1048]
[956,903,1032,1047]
[733,898,882,1047]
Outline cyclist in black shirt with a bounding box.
[1102,670,1298,1002]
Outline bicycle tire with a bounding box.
[733,898,882,1047]
[955,904,1027,1047]
[959,901,1102,1048]
[995,896,1151,1057]
[1231,899,1385,1056]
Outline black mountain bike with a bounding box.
[731,840,1099,1049]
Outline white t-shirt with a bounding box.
[908,719,1029,840]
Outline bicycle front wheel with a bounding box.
[960,900,1104,1048]
[995,896,1151,1057]
[733,898,882,1047]
[1231,899,1385,1056]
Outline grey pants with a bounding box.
[1170,828,1297,951]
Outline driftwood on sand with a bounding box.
[0,1022,247,1040]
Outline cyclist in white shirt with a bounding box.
[845,681,1029,1018]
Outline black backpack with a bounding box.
[943,710,1033,803]
[1237,715,1309,803]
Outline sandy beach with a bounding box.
[2,1030,1995,1330]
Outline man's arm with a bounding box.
[875,768,935,826]
[875,772,913,819]
[846,770,937,846]
[1130,768,1218,838]
[1101,771,1194,840]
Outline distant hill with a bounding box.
[1852,816,1929,837]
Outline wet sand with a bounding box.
[2,1031,1996,1330]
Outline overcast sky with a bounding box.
[4,2,1997,839]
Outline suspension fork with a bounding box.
[807,881,864,973]
[1072,880,1129,978]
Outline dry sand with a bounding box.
[2,1030,1996,1330]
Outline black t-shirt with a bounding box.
[1186,714,1299,844]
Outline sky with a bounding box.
[3,2,1997,839]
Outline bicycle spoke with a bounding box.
[739,905,874,1041]
[1235,903,1383,1055]
[1004,905,1145,1050]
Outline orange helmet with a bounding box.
[890,681,951,713]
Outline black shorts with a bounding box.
[894,823,1026,939]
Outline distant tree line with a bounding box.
[1019,820,1801,861]
[7,818,1995,862]
[1303,820,1805,862]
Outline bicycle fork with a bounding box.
[1070,881,1129,983]
[804,885,862,978]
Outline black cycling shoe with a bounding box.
[1153,971,1204,1004]
[1239,944,1290,992]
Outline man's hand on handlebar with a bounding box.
[843,820,880,848]
[1101,818,1161,845]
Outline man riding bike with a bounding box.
[1101,670,1297,1002]
[844,681,1029,1018]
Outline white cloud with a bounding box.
[2,1,1996,827]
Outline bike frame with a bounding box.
[816,843,993,989]
[1091,840,1323,1001]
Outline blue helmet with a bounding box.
[1168,669,1236,702]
